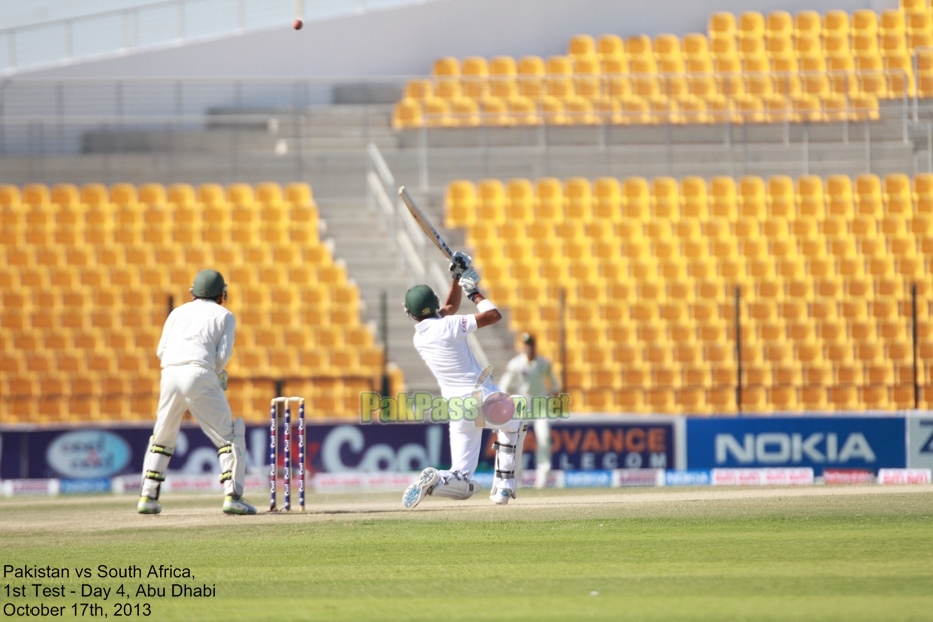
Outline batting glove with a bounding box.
[449,251,473,278]
[459,267,481,297]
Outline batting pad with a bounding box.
[493,430,520,497]
[218,418,247,498]
[141,439,173,500]
[430,472,482,500]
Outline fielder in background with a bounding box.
[137,269,256,515]
[402,252,522,507]
[499,333,561,489]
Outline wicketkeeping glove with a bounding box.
[449,251,473,278]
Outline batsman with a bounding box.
[137,269,256,515]
[402,252,523,508]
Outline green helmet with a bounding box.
[191,269,227,299]
[404,284,440,319]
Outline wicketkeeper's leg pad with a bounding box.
[492,430,520,498]
[429,471,482,500]
[218,417,247,498]
[140,438,173,500]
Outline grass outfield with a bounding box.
[2,486,933,621]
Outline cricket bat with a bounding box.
[399,186,454,259]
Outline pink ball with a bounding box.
[483,392,515,427]
[293,19,303,30]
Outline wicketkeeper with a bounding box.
[137,269,255,515]
[500,333,561,489]
[402,252,523,507]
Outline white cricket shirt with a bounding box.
[412,314,495,399]
[157,299,236,373]
[499,353,560,399]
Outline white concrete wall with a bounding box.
[25,0,899,79]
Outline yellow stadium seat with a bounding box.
[405,79,433,100]
[709,177,737,219]
[504,96,538,125]
[684,35,712,71]
[790,93,821,121]
[885,53,915,97]
[884,173,914,216]
[422,97,451,127]
[537,96,565,125]
[706,387,736,413]
[824,175,854,218]
[434,56,460,77]
[597,34,625,60]
[863,385,891,410]
[672,90,705,122]
[856,174,884,217]
[709,12,737,37]
[766,32,794,59]
[910,29,933,50]
[822,9,850,35]
[617,178,648,222]
[518,56,545,98]
[547,52,573,75]
[531,178,564,223]
[739,11,765,36]
[462,56,490,98]
[625,34,653,60]
[23,183,51,207]
[591,177,621,221]
[614,95,647,125]
[568,34,597,60]
[565,96,597,124]
[679,177,709,220]
[734,94,765,123]
[860,64,891,98]
[564,177,592,221]
[446,181,476,228]
[393,98,423,128]
[796,175,825,219]
[656,33,684,67]
[745,73,774,99]
[902,13,927,46]
[445,98,478,127]
[651,177,680,220]
[880,9,907,36]
[765,10,793,37]
[794,10,821,38]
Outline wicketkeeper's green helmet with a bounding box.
[404,284,440,319]
[191,269,227,299]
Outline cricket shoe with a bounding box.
[222,495,257,515]
[402,467,439,509]
[490,488,512,505]
[137,496,161,515]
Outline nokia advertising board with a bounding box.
[687,416,906,475]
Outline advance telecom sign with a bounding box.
[687,416,906,475]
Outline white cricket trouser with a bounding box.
[443,423,520,480]
[151,365,234,450]
[445,426,484,479]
